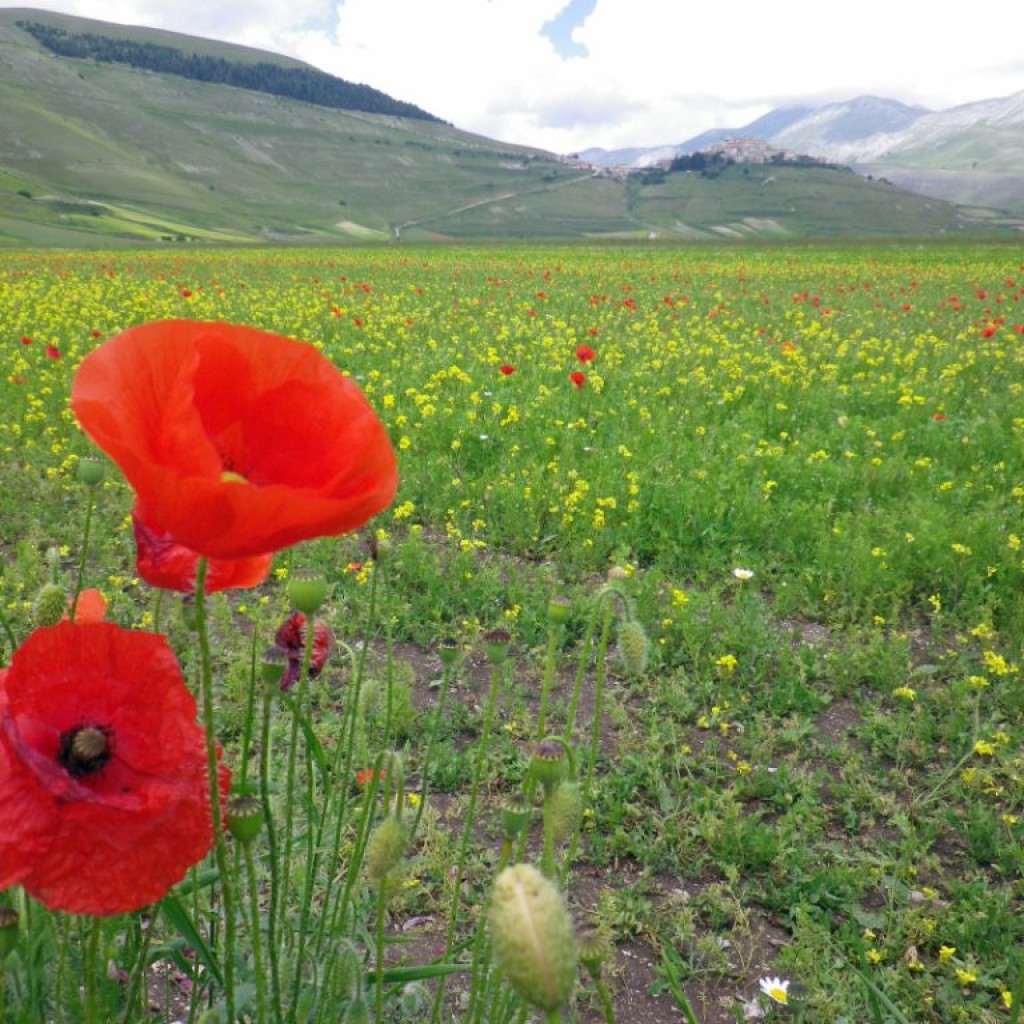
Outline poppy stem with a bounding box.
[193,558,237,1023]
[70,482,97,621]
[84,918,101,1024]
[430,657,505,1024]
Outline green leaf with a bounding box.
[160,894,224,988]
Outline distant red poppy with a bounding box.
[981,324,997,338]
[356,767,386,788]
[71,320,398,560]
[499,364,516,376]
[932,413,948,422]
[45,345,61,360]
[133,510,273,593]
[19,336,32,346]
[570,371,587,389]
[0,622,225,915]
[575,345,595,364]
[273,612,335,692]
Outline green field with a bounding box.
[1,243,1023,1024]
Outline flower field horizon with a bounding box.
[1,242,1023,1023]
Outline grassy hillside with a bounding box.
[0,9,1020,246]
[628,164,1022,239]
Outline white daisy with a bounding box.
[759,975,790,1005]
[733,567,755,581]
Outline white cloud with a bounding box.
[3,0,1022,153]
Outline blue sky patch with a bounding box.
[540,0,597,59]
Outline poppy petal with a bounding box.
[72,320,398,559]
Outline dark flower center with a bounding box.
[58,724,114,778]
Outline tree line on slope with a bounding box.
[18,20,445,123]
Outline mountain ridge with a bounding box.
[580,91,1024,213]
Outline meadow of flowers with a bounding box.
[1,243,1023,1024]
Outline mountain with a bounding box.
[0,9,1019,245]
[588,92,1024,215]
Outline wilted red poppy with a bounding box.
[133,509,272,593]
[575,345,595,364]
[570,371,587,389]
[71,320,398,560]
[273,612,335,691]
[0,622,225,915]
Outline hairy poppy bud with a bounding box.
[342,999,370,1024]
[334,939,363,1001]
[364,816,409,884]
[287,571,327,615]
[550,780,583,844]
[617,618,649,676]
[399,981,429,1016]
[34,583,68,627]
[489,864,577,1012]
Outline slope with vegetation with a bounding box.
[0,8,1019,246]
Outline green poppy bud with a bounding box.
[489,863,577,1012]
[334,939,364,1001]
[529,738,567,792]
[287,570,327,615]
[364,816,409,884]
[261,647,287,690]
[547,596,571,626]
[399,981,429,1016]
[576,923,609,977]
[617,618,649,676]
[501,793,534,841]
[550,780,583,844]
[34,583,68,627]
[226,794,264,844]
[483,627,512,665]
[438,636,460,667]
[342,999,370,1024]
[76,457,106,487]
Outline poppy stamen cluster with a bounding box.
[58,724,113,778]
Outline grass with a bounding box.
[1,242,1023,1023]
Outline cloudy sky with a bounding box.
[4,0,1023,153]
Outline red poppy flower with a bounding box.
[132,509,273,593]
[0,622,225,915]
[46,345,61,360]
[499,364,516,376]
[570,371,586,389]
[273,612,335,692]
[20,336,32,346]
[356,767,386,788]
[575,345,595,364]
[62,588,108,624]
[71,320,398,560]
